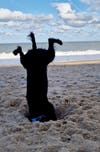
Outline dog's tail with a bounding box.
[28,32,37,50]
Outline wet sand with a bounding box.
[0,60,100,152]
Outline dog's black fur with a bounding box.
[13,32,63,122]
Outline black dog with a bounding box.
[13,32,63,122]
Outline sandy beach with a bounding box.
[0,60,100,152]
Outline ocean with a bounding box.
[0,41,100,65]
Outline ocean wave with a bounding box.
[0,52,19,59]
[0,50,100,59]
[56,50,100,56]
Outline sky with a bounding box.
[0,0,100,43]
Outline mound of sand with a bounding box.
[0,63,100,152]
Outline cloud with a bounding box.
[80,0,100,11]
[53,2,100,28]
[0,29,5,35]
[0,8,55,42]
[0,8,53,22]
[0,8,33,21]
[80,0,90,4]
[53,3,76,20]
[53,2,93,27]
[0,29,13,37]
[0,8,53,31]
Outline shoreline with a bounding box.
[52,59,100,65]
[0,59,100,67]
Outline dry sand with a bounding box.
[0,60,100,152]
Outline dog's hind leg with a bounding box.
[46,38,63,64]
[48,38,63,50]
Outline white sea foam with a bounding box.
[0,50,100,59]
[56,50,100,56]
[0,52,19,59]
